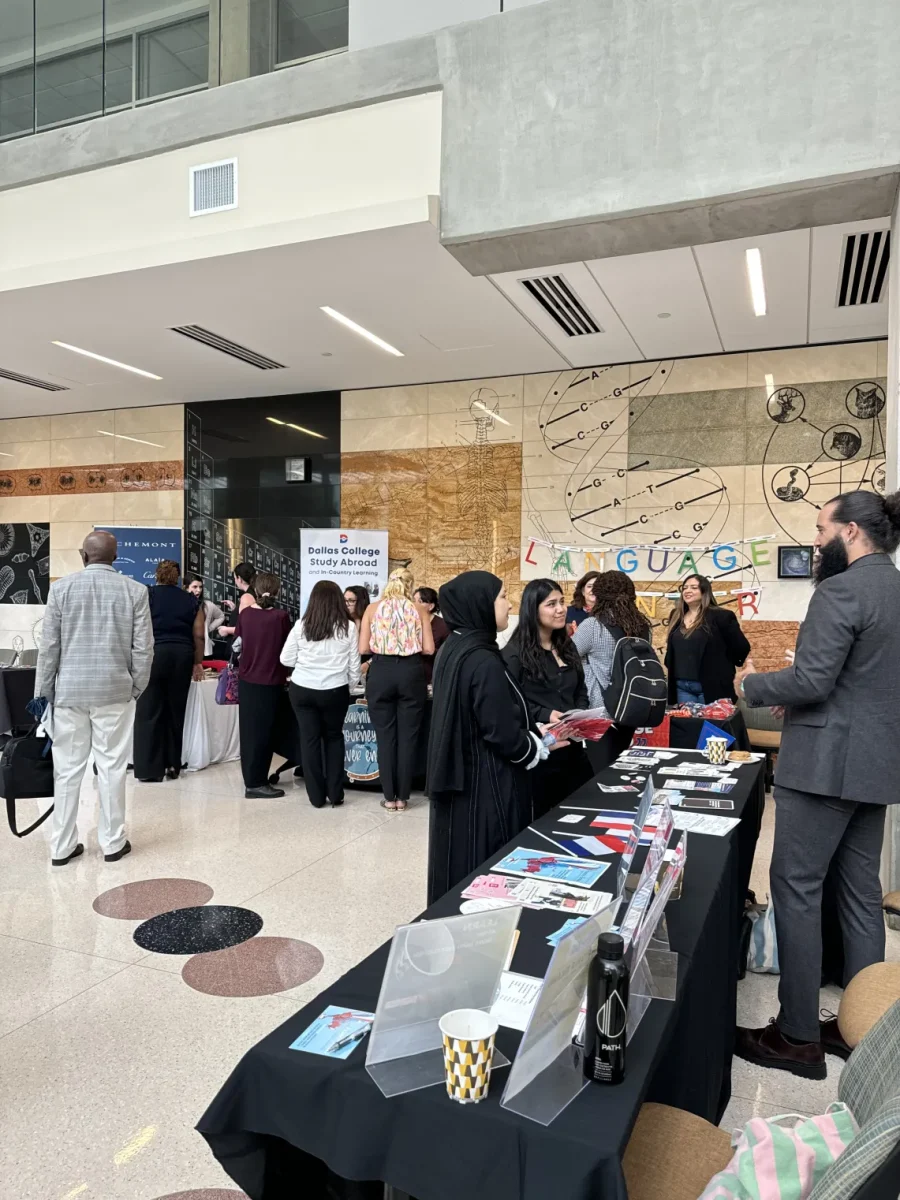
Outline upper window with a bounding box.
[276,0,349,66]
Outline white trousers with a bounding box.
[51,700,134,860]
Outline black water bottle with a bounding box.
[583,931,629,1084]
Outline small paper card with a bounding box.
[557,813,586,825]
[672,812,741,836]
[289,1006,374,1059]
[490,971,542,1031]
[492,847,609,888]
[546,917,588,947]
[598,783,638,793]
[682,797,735,810]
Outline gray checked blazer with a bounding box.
[743,553,900,805]
[35,563,154,708]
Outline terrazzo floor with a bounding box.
[2,762,897,1197]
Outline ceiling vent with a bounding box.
[170,325,286,370]
[0,367,68,392]
[519,274,603,336]
[837,229,890,307]
[189,158,238,217]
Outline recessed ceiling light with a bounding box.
[319,307,403,357]
[96,429,164,448]
[0,451,12,457]
[321,352,333,357]
[744,248,767,317]
[471,400,510,426]
[52,341,163,380]
[764,373,775,396]
[657,312,671,319]
[286,422,326,440]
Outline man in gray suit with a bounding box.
[35,531,153,866]
[735,489,900,1079]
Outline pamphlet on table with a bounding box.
[461,873,613,915]
[289,1006,374,1059]
[492,847,610,888]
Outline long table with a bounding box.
[198,750,764,1200]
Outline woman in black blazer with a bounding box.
[664,574,751,704]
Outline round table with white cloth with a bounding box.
[181,677,240,771]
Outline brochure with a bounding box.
[492,847,610,888]
[548,708,613,742]
[672,812,741,836]
[598,783,639,793]
[289,1006,374,1059]
[546,916,588,947]
[663,778,736,794]
[461,873,613,915]
[557,813,586,825]
[490,971,542,1031]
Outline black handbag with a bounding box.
[1,727,54,837]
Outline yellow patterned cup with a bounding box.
[439,1008,499,1104]
[705,736,729,765]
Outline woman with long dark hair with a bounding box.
[665,573,750,704]
[573,571,653,771]
[134,560,205,782]
[219,562,258,637]
[427,571,553,903]
[281,580,361,808]
[235,572,293,798]
[344,585,370,634]
[504,578,592,816]
[414,586,450,685]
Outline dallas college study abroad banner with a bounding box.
[300,529,389,613]
[95,526,183,586]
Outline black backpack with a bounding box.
[601,624,667,728]
[1,728,54,837]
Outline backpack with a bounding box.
[601,624,668,727]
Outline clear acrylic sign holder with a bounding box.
[366,906,521,1099]
[500,904,616,1126]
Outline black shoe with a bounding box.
[330,797,345,807]
[820,1013,852,1060]
[104,840,132,863]
[52,843,84,867]
[245,785,285,799]
[137,776,164,783]
[165,766,180,780]
[735,1020,826,1080]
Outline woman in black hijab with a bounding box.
[427,571,549,904]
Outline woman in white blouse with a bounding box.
[280,580,361,808]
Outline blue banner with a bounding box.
[94,526,183,587]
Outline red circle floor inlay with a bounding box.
[181,935,324,997]
[93,878,215,920]
[152,1191,247,1199]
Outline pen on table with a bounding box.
[329,1028,368,1053]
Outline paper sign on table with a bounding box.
[598,783,638,793]
[557,813,586,825]
[546,917,588,947]
[490,971,543,1031]
[672,812,741,836]
[683,797,734,811]
[289,1006,374,1059]
[461,873,613,916]
[492,847,609,888]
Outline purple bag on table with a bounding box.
[215,663,239,706]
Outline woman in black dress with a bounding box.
[426,571,553,904]
[664,573,751,704]
[134,560,205,782]
[503,578,593,817]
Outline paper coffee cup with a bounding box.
[705,736,729,764]
[439,1008,498,1103]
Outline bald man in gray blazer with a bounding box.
[735,489,900,1080]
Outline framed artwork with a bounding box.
[777,545,813,579]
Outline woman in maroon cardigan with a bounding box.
[235,572,292,799]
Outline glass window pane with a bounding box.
[36,0,104,129]
[137,14,210,100]
[0,1,35,140]
[277,0,348,64]
[104,36,133,111]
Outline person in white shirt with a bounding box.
[280,580,361,808]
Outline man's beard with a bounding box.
[813,536,849,584]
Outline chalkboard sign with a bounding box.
[344,703,380,782]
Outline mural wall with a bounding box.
[341,341,888,666]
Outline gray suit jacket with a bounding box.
[35,563,154,708]
[743,553,900,805]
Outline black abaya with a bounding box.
[427,652,536,905]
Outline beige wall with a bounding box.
[0,404,184,648]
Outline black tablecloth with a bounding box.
[0,667,36,735]
[199,751,764,1200]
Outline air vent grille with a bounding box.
[0,367,68,392]
[520,274,602,337]
[189,158,238,216]
[170,325,286,370]
[837,230,890,307]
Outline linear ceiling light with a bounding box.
[97,429,164,448]
[744,248,767,317]
[471,400,510,426]
[319,306,404,357]
[52,341,163,380]
[267,416,326,439]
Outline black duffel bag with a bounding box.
[1,727,54,837]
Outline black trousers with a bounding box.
[586,723,636,774]
[532,743,594,820]
[239,681,284,789]
[133,642,194,779]
[289,683,350,807]
[365,654,426,802]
